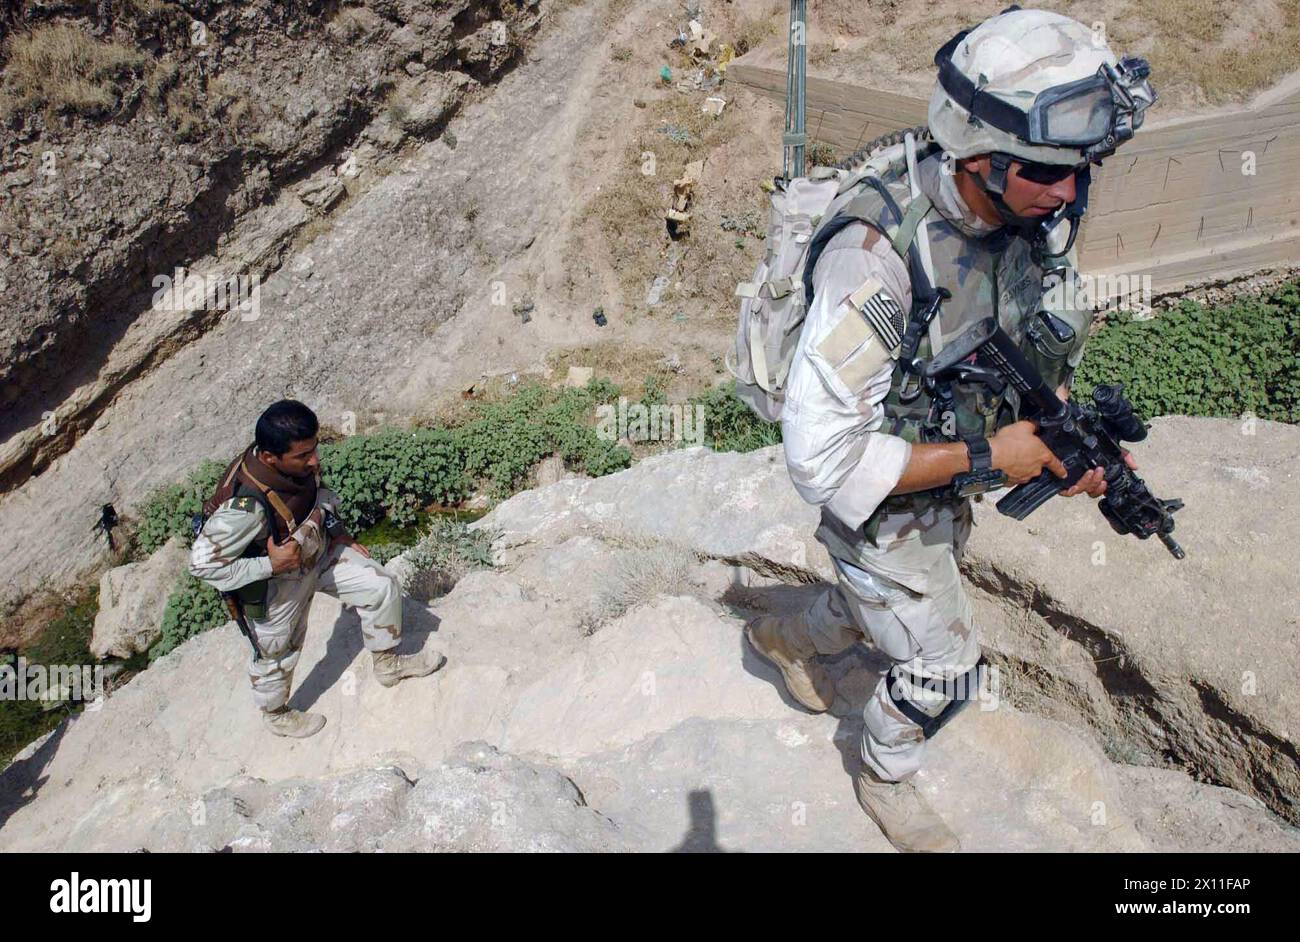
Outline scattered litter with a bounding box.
[566,366,594,387]
[646,275,671,307]
[715,43,734,73]
[659,65,673,84]
[688,20,716,58]
[665,160,703,239]
[663,352,683,373]
[592,307,608,327]
[702,96,726,116]
[646,245,684,307]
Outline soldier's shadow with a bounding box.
[289,595,442,711]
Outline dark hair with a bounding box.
[255,400,319,456]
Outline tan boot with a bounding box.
[372,648,447,688]
[854,765,960,853]
[745,614,835,713]
[262,707,326,739]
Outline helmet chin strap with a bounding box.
[967,153,1044,236]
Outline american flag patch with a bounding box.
[848,281,905,357]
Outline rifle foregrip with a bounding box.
[995,471,1063,520]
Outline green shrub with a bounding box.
[366,542,409,566]
[321,426,468,532]
[134,458,226,556]
[457,381,630,495]
[1,586,99,766]
[125,378,632,601]
[692,381,783,452]
[397,517,497,600]
[150,574,228,662]
[1075,282,1300,423]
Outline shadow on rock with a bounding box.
[670,789,737,853]
[288,597,442,712]
[0,720,67,833]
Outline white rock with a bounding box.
[89,537,190,660]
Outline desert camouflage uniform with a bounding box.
[189,487,403,712]
[783,148,1089,782]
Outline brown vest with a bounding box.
[203,445,320,555]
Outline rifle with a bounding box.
[221,594,264,660]
[191,512,265,658]
[924,316,1186,559]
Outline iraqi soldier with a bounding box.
[746,7,1154,851]
[190,400,446,738]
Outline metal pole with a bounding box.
[782,0,807,181]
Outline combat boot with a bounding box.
[372,647,447,688]
[854,765,960,853]
[745,614,835,713]
[262,707,326,739]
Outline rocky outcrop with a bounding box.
[0,0,542,494]
[89,535,188,660]
[1,419,1297,851]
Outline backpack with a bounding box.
[729,126,940,422]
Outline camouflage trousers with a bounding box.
[247,543,403,712]
[805,499,980,782]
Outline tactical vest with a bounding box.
[202,448,317,555]
[804,146,1090,520]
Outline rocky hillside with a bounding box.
[1,416,1296,851]
[3,0,1294,606]
[0,0,541,496]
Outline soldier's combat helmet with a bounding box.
[927,6,1156,246]
[929,6,1156,166]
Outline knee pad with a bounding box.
[883,656,987,740]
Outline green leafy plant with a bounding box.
[321,426,468,532]
[133,458,226,556]
[457,381,630,495]
[1075,282,1299,423]
[692,380,783,452]
[150,574,227,662]
[397,517,497,600]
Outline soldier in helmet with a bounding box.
[745,7,1155,851]
[189,400,446,738]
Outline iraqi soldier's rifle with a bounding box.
[923,316,1186,558]
[191,512,265,658]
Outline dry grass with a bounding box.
[546,343,676,395]
[733,4,783,57]
[0,589,65,650]
[591,539,698,623]
[1112,0,1300,103]
[163,84,205,141]
[0,24,148,118]
[577,87,746,316]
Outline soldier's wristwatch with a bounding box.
[951,436,1007,498]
